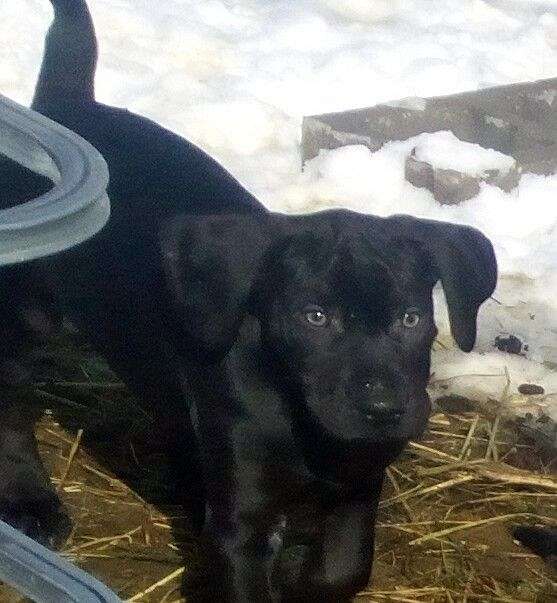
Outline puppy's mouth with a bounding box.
[361,401,403,425]
[360,393,430,440]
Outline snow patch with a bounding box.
[412,130,516,177]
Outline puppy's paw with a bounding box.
[0,492,72,549]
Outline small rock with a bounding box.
[405,153,480,205]
[518,383,545,395]
[484,163,522,192]
[515,413,557,451]
[404,153,433,190]
[405,145,520,206]
[435,394,476,413]
[494,334,524,355]
[432,167,481,205]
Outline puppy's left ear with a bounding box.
[387,215,497,352]
[160,213,275,359]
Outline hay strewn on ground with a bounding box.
[0,334,555,602]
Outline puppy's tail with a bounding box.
[33,0,97,111]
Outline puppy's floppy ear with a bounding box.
[387,215,497,352]
[160,213,274,358]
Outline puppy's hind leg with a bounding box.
[74,322,207,534]
[0,266,70,547]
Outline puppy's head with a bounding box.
[161,210,496,451]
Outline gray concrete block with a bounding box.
[302,78,557,182]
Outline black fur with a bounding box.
[0,1,497,600]
[513,525,557,569]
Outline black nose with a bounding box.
[362,381,403,423]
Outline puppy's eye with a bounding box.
[304,306,328,327]
[402,308,420,328]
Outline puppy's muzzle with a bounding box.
[359,381,403,424]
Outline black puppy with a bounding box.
[0,0,497,600]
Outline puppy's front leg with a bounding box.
[198,467,283,603]
[282,490,381,602]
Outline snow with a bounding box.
[412,131,516,177]
[384,97,428,111]
[3,0,557,421]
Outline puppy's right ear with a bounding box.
[160,213,274,359]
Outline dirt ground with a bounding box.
[0,332,555,602]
